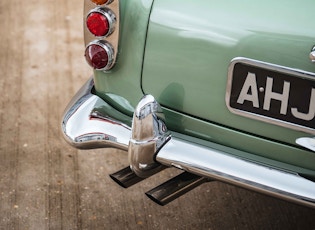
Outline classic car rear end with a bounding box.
[62,0,315,207]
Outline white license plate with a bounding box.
[226,58,315,134]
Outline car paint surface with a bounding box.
[142,0,315,142]
[141,1,315,172]
[92,0,315,175]
[92,0,154,115]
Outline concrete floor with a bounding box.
[1,0,315,229]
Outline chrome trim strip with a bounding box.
[310,46,315,63]
[62,77,315,208]
[296,137,315,152]
[226,57,315,135]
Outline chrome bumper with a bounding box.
[62,78,315,208]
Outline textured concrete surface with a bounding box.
[1,0,315,229]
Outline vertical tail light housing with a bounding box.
[84,0,119,71]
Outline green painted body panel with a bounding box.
[93,0,315,175]
[93,0,154,116]
[143,0,315,143]
[142,0,315,171]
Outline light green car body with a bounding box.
[92,0,315,178]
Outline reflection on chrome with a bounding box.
[128,95,171,178]
[61,78,131,150]
[310,46,315,63]
[90,110,131,130]
[62,77,315,208]
[75,132,116,143]
[296,137,315,152]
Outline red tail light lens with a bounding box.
[91,0,113,5]
[86,8,115,37]
[86,12,109,37]
[85,41,114,71]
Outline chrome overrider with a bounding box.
[128,94,171,178]
[62,77,315,208]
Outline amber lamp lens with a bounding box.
[91,0,109,5]
[85,44,109,69]
[86,12,109,37]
